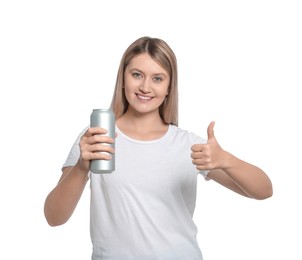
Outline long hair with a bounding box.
[110,36,178,126]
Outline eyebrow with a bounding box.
[129,68,168,78]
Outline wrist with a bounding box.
[221,151,237,171]
[74,160,90,178]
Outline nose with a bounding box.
[139,80,151,93]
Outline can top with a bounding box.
[92,108,112,112]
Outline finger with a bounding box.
[90,143,115,154]
[192,158,205,165]
[207,121,215,141]
[92,152,113,160]
[191,144,204,152]
[191,151,203,159]
[85,127,108,137]
[195,164,209,171]
[192,160,210,171]
[89,135,115,145]
[82,151,112,161]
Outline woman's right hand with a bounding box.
[78,127,115,172]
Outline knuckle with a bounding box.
[81,151,90,160]
[86,128,94,135]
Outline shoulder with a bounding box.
[170,125,207,145]
[62,126,88,168]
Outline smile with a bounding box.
[136,94,153,101]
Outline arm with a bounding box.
[191,122,273,200]
[44,127,115,226]
[44,164,89,226]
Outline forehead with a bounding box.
[127,53,168,75]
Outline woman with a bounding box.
[44,36,273,259]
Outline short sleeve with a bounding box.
[62,127,88,169]
[199,169,210,180]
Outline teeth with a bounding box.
[138,95,152,100]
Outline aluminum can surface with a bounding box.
[89,108,115,173]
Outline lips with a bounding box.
[136,94,153,101]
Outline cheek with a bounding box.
[161,85,169,97]
[123,88,132,101]
[123,80,134,93]
[124,77,139,92]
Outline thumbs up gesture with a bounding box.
[191,121,227,171]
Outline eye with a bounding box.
[153,76,163,83]
[132,72,142,78]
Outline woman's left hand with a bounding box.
[191,121,228,171]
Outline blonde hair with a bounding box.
[110,36,178,126]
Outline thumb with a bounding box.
[207,121,216,141]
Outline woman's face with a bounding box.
[123,53,170,116]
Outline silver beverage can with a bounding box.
[89,108,115,173]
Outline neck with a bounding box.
[116,109,169,140]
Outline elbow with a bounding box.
[45,215,63,227]
[252,182,273,200]
[47,221,66,227]
[44,213,68,227]
[44,203,68,227]
[46,219,59,227]
[44,211,61,227]
[266,184,273,199]
[254,190,273,200]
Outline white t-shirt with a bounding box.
[63,124,209,260]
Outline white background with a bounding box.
[0,0,301,259]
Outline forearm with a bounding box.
[44,163,89,226]
[222,152,273,199]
